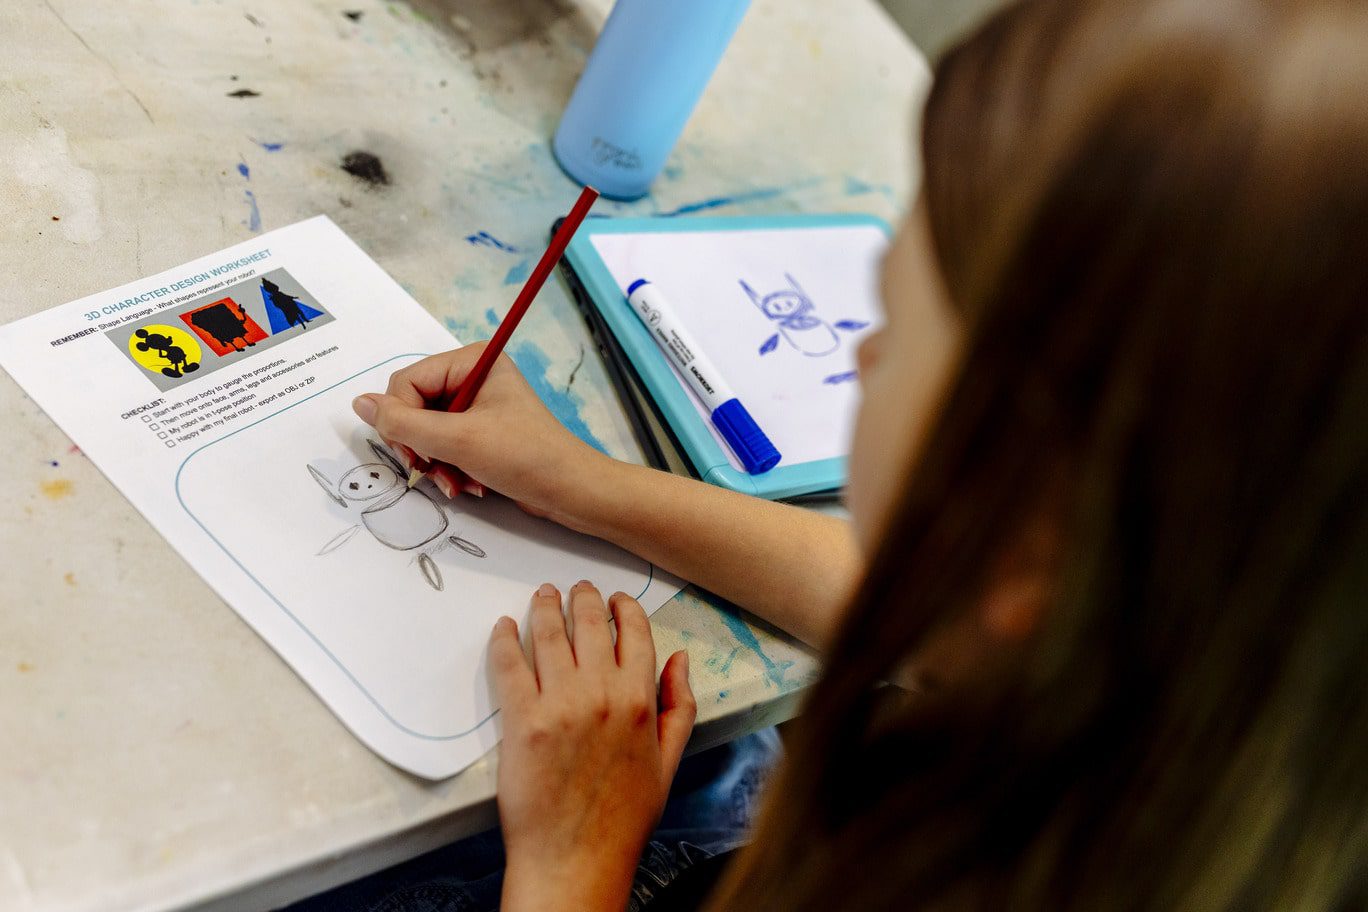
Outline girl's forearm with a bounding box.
[553,454,862,650]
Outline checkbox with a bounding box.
[164,440,176,448]
[157,432,168,439]
[149,422,159,430]
[141,415,152,422]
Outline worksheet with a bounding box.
[0,217,681,779]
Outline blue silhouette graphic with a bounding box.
[260,277,323,334]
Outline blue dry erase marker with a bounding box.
[627,279,781,475]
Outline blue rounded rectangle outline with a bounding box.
[173,354,654,741]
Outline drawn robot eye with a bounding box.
[349,482,360,490]
[369,471,380,479]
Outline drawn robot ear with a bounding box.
[308,464,348,508]
[739,280,763,308]
[366,438,407,477]
[784,273,811,302]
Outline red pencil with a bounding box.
[406,184,600,488]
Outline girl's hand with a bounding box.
[491,582,695,912]
[350,344,611,522]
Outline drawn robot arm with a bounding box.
[739,279,765,314]
[784,273,812,305]
[308,463,364,556]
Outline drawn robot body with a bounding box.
[309,440,487,592]
[767,293,838,357]
[357,481,448,551]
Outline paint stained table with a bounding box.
[0,1,928,909]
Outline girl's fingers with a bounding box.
[656,650,696,785]
[374,436,418,475]
[489,617,536,717]
[568,581,614,669]
[610,592,655,675]
[528,583,574,688]
[355,393,472,461]
[429,463,468,500]
[385,345,487,407]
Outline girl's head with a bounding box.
[719,0,1368,908]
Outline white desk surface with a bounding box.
[0,1,928,909]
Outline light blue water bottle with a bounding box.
[553,0,751,200]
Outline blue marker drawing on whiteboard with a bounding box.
[741,274,869,357]
[627,280,781,475]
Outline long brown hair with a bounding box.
[709,0,1368,908]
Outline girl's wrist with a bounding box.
[543,446,634,538]
[502,852,637,912]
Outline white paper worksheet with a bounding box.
[0,216,681,779]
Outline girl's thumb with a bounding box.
[351,393,444,453]
[352,394,380,426]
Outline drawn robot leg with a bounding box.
[418,553,443,590]
[448,535,487,558]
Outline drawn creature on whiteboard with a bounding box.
[307,439,486,591]
[742,274,870,358]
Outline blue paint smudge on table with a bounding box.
[236,162,250,179]
[843,175,894,199]
[484,308,499,326]
[655,178,822,218]
[252,139,285,152]
[510,341,608,454]
[443,314,487,341]
[843,175,873,194]
[452,271,482,292]
[714,607,794,689]
[719,645,743,675]
[824,370,858,385]
[657,186,785,217]
[244,189,261,232]
[503,259,532,286]
[465,231,522,253]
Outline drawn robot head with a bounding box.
[741,274,814,321]
[338,463,400,501]
[761,291,809,319]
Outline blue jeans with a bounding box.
[284,729,781,912]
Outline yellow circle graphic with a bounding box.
[127,325,203,378]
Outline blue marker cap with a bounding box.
[711,398,781,474]
[626,278,649,297]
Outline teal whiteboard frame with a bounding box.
[563,213,891,500]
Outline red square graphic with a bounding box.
[180,297,268,356]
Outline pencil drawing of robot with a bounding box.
[307,439,486,591]
[742,274,869,358]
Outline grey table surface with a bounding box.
[0,1,928,909]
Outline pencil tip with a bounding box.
[406,467,424,489]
